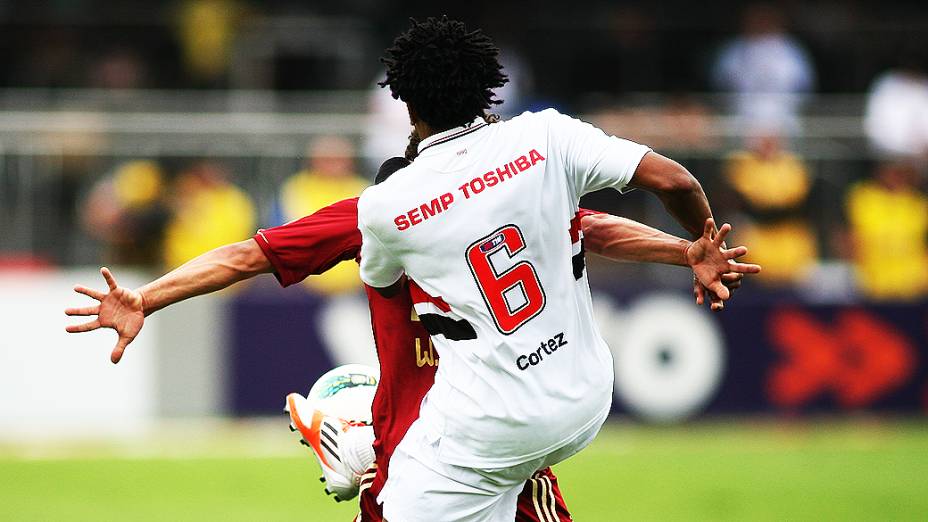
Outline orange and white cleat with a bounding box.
[284,392,375,502]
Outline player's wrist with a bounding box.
[681,239,696,267]
[137,288,152,316]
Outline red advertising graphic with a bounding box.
[767,309,916,409]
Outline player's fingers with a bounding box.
[101,267,118,291]
[111,336,131,364]
[729,262,762,274]
[702,218,716,240]
[65,305,99,316]
[713,223,732,246]
[694,280,705,305]
[721,273,744,288]
[65,319,101,334]
[74,285,104,301]
[723,246,748,259]
[708,288,725,311]
[709,281,731,301]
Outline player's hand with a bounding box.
[686,218,761,312]
[65,267,145,364]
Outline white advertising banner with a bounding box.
[0,268,157,439]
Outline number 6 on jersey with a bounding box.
[466,224,546,334]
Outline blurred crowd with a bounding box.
[0,1,927,302]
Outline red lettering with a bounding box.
[515,155,530,171]
[420,198,442,219]
[458,183,471,199]
[395,214,410,231]
[529,149,545,165]
[470,177,486,194]
[440,192,454,210]
[484,171,499,187]
[496,164,513,180]
[509,162,518,176]
[408,207,422,226]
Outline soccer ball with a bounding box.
[306,364,379,425]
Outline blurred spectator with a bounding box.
[276,136,368,294]
[174,0,245,86]
[81,161,170,266]
[845,162,928,301]
[278,136,368,221]
[164,161,256,269]
[724,134,818,283]
[711,3,815,132]
[864,51,928,161]
[591,93,717,152]
[88,49,146,90]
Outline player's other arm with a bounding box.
[65,240,272,363]
[582,214,760,301]
[625,152,712,240]
[582,213,690,266]
[625,152,748,310]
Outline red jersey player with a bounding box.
[65,160,758,521]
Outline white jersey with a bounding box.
[358,109,650,467]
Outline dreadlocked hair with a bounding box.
[404,129,422,161]
[380,16,508,131]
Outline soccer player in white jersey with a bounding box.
[357,18,743,521]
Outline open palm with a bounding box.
[65,267,145,363]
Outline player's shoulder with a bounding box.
[505,107,566,127]
[501,108,585,140]
[357,163,415,222]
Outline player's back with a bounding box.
[358,109,650,467]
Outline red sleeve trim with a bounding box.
[252,232,291,287]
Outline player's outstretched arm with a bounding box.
[582,214,760,309]
[65,239,272,363]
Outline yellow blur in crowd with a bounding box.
[164,162,256,269]
[175,0,243,83]
[846,162,928,301]
[725,135,818,283]
[279,136,368,294]
[81,161,170,266]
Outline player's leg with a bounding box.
[355,464,385,522]
[285,393,375,501]
[515,467,572,522]
[379,420,540,522]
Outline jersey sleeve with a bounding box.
[577,208,601,219]
[357,190,405,289]
[252,197,362,287]
[543,109,651,197]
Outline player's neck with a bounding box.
[414,121,437,141]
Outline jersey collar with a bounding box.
[417,116,488,155]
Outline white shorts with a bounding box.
[378,408,608,522]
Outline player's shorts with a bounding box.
[377,410,606,522]
[355,467,570,522]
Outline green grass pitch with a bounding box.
[2,420,926,521]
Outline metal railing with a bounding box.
[0,89,881,266]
